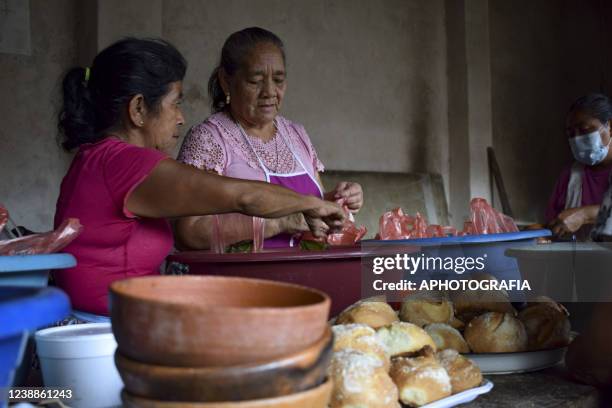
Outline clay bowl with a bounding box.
[110,275,330,367]
[115,327,333,402]
[121,378,333,408]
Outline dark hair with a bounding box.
[208,27,285,113]
[58,38,187,151]
[568,93,612,124]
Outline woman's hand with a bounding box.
[302,199,345,238]
[548,205,600,238]
[549,207,587,238]
[327,181,364,211]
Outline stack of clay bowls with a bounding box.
[109,275,333,407]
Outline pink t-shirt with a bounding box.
[54,138,173,316]
[177,112,324,180]
[545,163,612,222]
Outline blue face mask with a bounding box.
[569,125,611,166]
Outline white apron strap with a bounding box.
[565,161,584,210]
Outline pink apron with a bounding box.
[239,123,324,248]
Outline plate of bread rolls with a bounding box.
[332,271,572,378]
[330,300,492,407]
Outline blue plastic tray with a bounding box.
[364,229,551,245]
[0,254,76,287]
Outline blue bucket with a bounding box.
[0,254,75,407]
[0,286,70,403]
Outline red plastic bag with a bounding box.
[378,198,518,239]
[411,213,428,238]
[326,207,367,246]
[468,198,517,234]
[379,208,410,240]
[0,204,7,234]
[0,218,83,255]
[378,208,429,239]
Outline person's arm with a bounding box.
[127,158,344,237]
[174,213,308,250]
[548,205,600,238]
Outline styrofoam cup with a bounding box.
[34,323,122,408]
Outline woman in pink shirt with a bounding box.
[54,38,344,318]
[547,94,612,239]
[176,27,363,249]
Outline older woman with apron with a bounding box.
[176,27,363,250]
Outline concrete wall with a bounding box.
[0,0,76,231]
[489,0,612,223]
[162,0,450,179]
[3,0,612,232]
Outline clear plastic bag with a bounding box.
[0,218,83,255]
[210,214,264,254]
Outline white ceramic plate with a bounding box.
[463,347,566,375]
[419,380,494,408]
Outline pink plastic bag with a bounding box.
[0,218,83,255]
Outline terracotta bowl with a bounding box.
[110,275,330,367]
[116,327,333,402]
[121,378,333,408]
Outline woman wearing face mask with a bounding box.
[546,93,612,239]
[175,27,363,249]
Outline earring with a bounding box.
[225,93,231,105]
[140,121,144,126]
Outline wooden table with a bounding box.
[464,365,606,407]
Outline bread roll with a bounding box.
[450,272,516,321]
[424,323,470,353]
[449,316,465,331]
[337,300,399,329]
[329,349,400,408]
[400,291,454,327]
[518,298,570,350]
[332,324,390,370]
[464,312,527,353]
[376,322,437,357]
[436,349,482,394]
[390,354,452,406]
